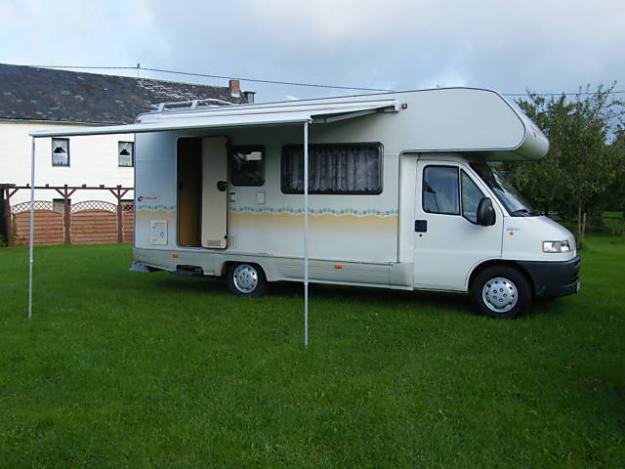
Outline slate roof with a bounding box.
[0,63,247,125]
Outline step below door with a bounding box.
[201,136,228,249]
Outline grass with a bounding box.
[0,237,624,468]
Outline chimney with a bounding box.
[242,91,255,104]
[229,79,241,98]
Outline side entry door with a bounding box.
[413,161,503,291]
[201,136,229,249]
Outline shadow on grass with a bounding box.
[152,272,475,317]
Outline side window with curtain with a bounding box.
[422,166,460,215]
[281,143,382,194]
[461,170,484,223]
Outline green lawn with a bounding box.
[0,237,624,468]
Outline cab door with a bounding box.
[413,160,503,291]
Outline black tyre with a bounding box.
[226,263,267,297]
[471,266,531,319]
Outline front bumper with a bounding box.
[518,256,581,299]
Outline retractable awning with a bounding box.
[29,98,400,137]
[26,97,400,347]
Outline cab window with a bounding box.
[461,170,484,223]
[422,166,460,215]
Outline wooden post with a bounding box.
[2,184,18,247]
[1,185,13,246]
[55,185,76,245]
[109,185,130,243]
[116,197,123,243]
[64,195,71,245]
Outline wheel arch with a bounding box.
[219,259,269,279]
[468,260,535,296]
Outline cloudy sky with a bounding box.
[1,0,624,102]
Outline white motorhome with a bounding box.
[34,88,581,318]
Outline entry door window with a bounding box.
[231,146,264,186]
[422,166,460,215]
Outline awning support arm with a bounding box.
[28,137,35,319]
[304,121,309,347]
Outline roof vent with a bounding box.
[242,91,255,104]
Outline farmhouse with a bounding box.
[0,63,253,206]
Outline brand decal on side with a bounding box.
[137,195,158,202]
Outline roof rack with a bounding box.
[151,98,236,112]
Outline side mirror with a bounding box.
[476,197,496,226]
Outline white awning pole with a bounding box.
[28,137,35,319]
[303,121,309,347]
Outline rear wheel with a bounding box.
[226,263,267,297]
[471,266,531,318]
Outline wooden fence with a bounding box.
[1,184,134,247]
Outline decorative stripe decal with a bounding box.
[229,206,398,217]
[137,204,399,217]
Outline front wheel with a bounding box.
[226,263,267,297]
[471,266,531,319]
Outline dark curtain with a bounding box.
[282,144,381,194]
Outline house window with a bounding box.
[281,143,382,194]
[118,141,134,167]
[52,138,70,167]
[231,146,264,186]
[422,166,460,215]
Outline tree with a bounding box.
[505,84,624,246]
[505,95,570,217]
[603,129,625,214]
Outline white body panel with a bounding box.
[1,121,133,203]
[135,126,400,264]
[503,216,576,262]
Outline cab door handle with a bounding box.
[414,220,428,232]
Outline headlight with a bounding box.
[542,240,571,253]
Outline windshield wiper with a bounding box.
[510,208,533,217]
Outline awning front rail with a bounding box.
[29,98,400,138]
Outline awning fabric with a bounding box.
[29,98,399,137]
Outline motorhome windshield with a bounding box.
[470,163,537,217]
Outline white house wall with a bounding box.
[0,121,134,204]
